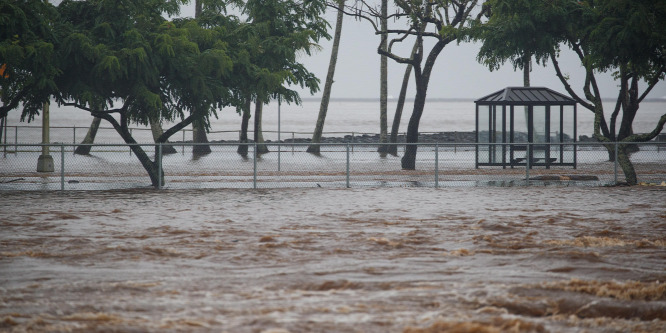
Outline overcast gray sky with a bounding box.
[290,9,666,100]
[178,3,666,100]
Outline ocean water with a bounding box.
[3,98,665,144]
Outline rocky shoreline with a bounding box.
[208,131,477,144]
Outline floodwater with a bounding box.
[1,186,665,332]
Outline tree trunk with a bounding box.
[387,38,419,156]
[74,117,102,155]
[523,54,530,87]
[237,95,251,157]
[254,97,269,154]
[149,119,177,154]
[617,144,637,185]
[400,38,446,170]
[192,0,211,156]
[377,0,388,156]
[307,0,344,155]
[192,118,212,155]
[401,76,428,170]
[99,113,163,187]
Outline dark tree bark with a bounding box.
[307,0,345,155]
[523,55,530,87]
[400,39,447,170]
[387,37,419,156]
[74,117,101,155]
[237,95,251,157]
[192,118,212,155]
[191,0,211,156]
[95,113,164,187]
[377,0,388,156]
[149,119,177,154]
[254,97,269,154]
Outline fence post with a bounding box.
[129,129,133,156]
[73,126,76,145]
[526,143,530,185]
[2,123,6,157]
[182,129,185,155]
[614,141,618,184]
[157,143,163,190]
[435,144,439,188]
[253,143,257,189]
[60,143,65,191]
[346,144,350,188]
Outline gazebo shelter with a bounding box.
[475,87,577,169]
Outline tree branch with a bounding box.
[623,113,666,143]
[0,86,35,119]
[638,66,666,103]
[158,113,196,143]
[549,51,594,110]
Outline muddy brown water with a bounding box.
[1,187,665,332]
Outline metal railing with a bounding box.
[1,142,664,191]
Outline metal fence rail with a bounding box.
[1,142,665,191]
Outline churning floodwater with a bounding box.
[1,186,665,332]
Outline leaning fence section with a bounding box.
[1,142,664,191]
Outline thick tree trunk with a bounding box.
[307,0,344,155]
[74,117,102,155]
[387,39,419,156]
[377,0,388,156]
[617,144,637,185]
[254,97,269,154]
[191,0,211,156]
[401,78,428,170]
[149,119,177,154]
[523,55,530,87]
[399,37,446,170]
[192,118,212,155]
[99,114,163,187]
[237,96,251,157]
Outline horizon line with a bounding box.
[302,96,666,102]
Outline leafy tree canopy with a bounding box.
[0,0,60,121]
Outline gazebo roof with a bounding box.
[475,87,576,105]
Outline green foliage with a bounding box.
[237,0,330,105]
[466,0,572,71]
[2,0,331,137]
[0,0,60,121]
[471,0,666,184]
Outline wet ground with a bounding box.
[1,186,665,332]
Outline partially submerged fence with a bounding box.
[1,142,665,191]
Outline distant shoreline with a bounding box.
[303,97,666,103]
[205,131,477,144]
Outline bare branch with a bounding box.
[638,66,666,103]
[623,113,666,142]
[549,51,594,111]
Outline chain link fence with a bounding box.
[1,142,665,190]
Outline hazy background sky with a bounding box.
[176,3,666,101]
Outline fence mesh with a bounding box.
[1,142,665,191]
